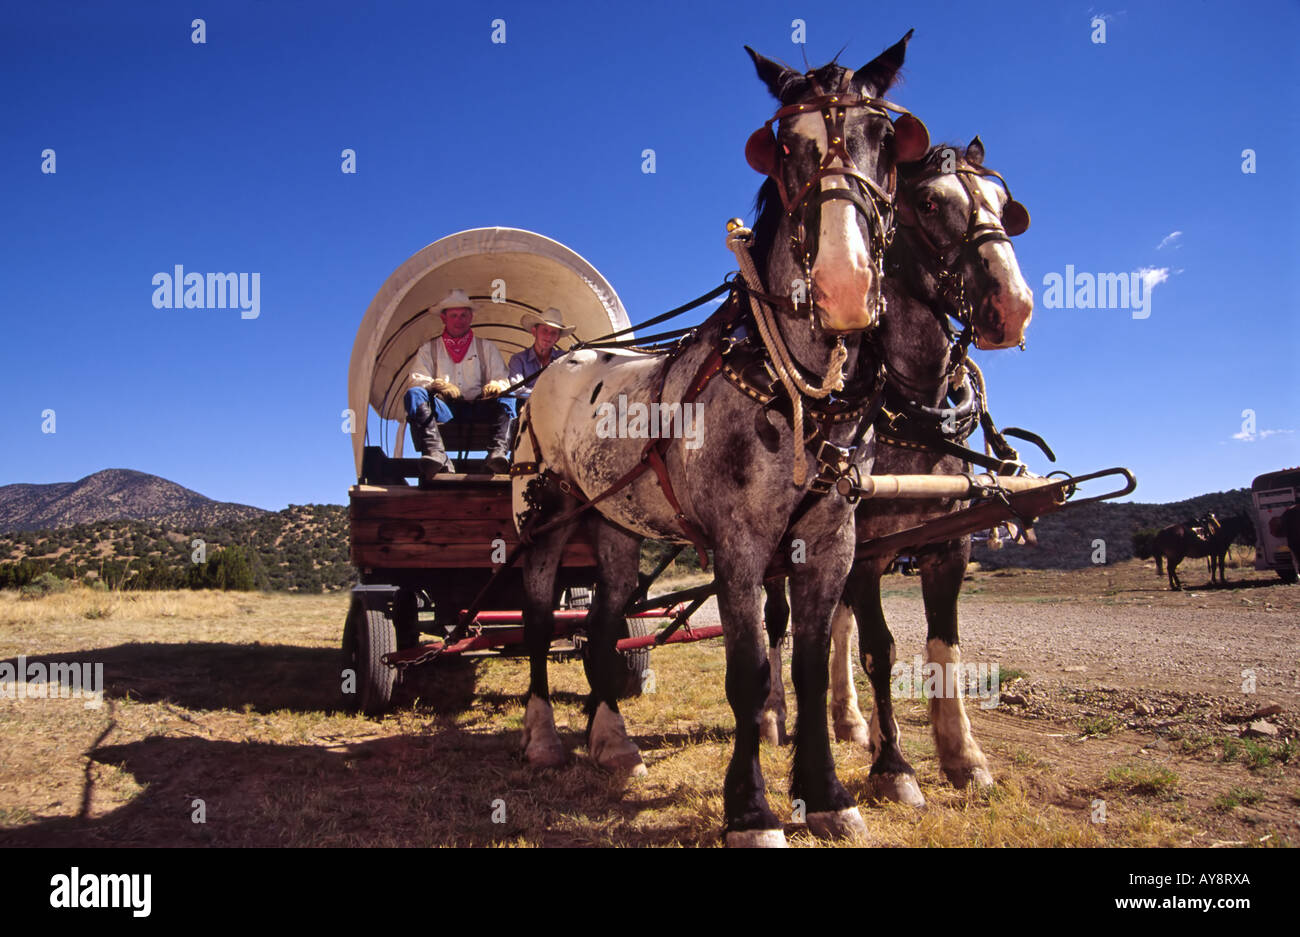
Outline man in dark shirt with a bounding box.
[508,307,576,398]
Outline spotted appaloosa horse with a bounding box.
[1152,512,1255,590]
[511,34,943,846]
[762,138,1034,807]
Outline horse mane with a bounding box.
[899,144,976,181]
[749,177,783,285]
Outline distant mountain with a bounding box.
[0,468,266,533]
[972,488,1257,569]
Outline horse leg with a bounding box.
[581,517,647,777]
[760,582,790,746]
[829,600,869,746]
[923,540,993,791]
[520,517,578,768]
[789,543,867,841]
[715,550,785,847]
[1169,554,1182,591]
[844,557,924,807]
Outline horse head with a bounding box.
[745,31,929,336]
[894,137,1033,350]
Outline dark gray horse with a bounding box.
[1151,512,1255,590]
[510,34,938,846]
[763,139,1034,808]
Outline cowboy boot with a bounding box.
[483,401,513,475]
[409,402,453,486]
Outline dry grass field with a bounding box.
[1,559,1296,848]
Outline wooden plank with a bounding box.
[350,518,519,546]
[351,498,515,523]
[352,540,598,569]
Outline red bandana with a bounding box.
[441,330,474,364]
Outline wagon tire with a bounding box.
[1279,568,1298,585]
[342,599,397,716]
[393,589,421,650]
[617,617,653,699]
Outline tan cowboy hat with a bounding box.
[434,288,476,314]
[521,307,577,337]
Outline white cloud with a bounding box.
[1156,231,1182,250]
[1138,266,1170,291]
[1231,428,1295,442]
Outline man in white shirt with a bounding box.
[404,289,513,482]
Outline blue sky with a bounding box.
[2,0,1297,509]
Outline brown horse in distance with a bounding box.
[1151,512,1254,590]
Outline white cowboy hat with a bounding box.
[521,307,577,337]
[434,288,476,314]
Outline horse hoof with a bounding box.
[868,772,926,808]
[725,828,788,848]
[589,702,647,777]
[525,740,568,769]
[806,807,870,842]
[521,696,566,768]
[835,722,871,748]
[759,712,787,746]
[943,764,994,790]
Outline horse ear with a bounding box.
[745,46,795,100]
[894,114,930,163]
[852,28,913,97]
[964,136,985,166]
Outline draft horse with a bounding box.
[762,138,1035,807]
[511,34,929,846]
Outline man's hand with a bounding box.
[481,379,511,398]
[428,378,462,400]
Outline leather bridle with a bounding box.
[745,76,929,321]
[893,159,1030,357]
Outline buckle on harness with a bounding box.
[809,439,854,494]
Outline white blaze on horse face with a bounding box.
[970,174,1033,350]
[788,110,878,333]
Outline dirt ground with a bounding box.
[0,559,1295,847]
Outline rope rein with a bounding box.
[725,222,848,485]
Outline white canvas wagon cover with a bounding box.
[348,227,631,476]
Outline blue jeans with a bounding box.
[403,386,515,427]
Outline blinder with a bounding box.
[1001,198,1030,237]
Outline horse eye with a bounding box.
[920,199,938,215]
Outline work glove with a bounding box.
[481,379,511,398]
[428,378,462,400]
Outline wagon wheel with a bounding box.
[617,616,652,699]
[578,615,652,699]
[341,598,397,716]
[563,586,593,610]
[392,588,421,650]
